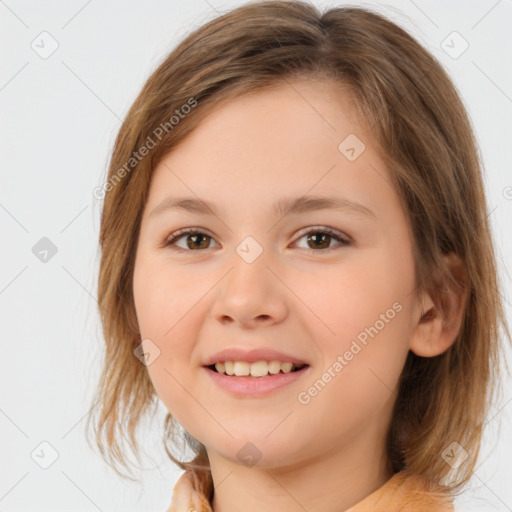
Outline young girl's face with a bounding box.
[133,79,424,472]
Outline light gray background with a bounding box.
[1,0,511,510]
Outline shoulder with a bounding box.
[347,471,455,512]
[398,472,455,512]
[166,470,213,512]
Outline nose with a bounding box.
[211,248,288,329]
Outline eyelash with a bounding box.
[161,226,351,253]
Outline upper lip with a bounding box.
[202,347,309,366]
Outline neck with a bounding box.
[208,428,392,512]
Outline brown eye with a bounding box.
[164,229,216,251]
[306,232,331,250]
[163,226,351,253]
[293,227,351,252]
[183,233,211,250]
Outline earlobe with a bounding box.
[409,253,468,358]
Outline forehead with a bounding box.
[144,79,398,223]
[190,78,366,148]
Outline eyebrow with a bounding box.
[148,194,376,220]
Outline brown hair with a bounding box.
[86,0,510,500]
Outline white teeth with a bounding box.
[213,360,303,377]
[251,361,270,377]
[224,361,234,375]
[281,362,293,373]
[268,360,281,374]
[234,361,250,376]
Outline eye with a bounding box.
[162,227,218,251]
[162,226,351,252]
[293,226,351,252]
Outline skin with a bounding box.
[132,78,467,512]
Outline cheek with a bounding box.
[300,250,415,426]
[303,250,414,346]
[303,251,414,393]
[296,299,412,448]
[133,257,203,341]
[133,258,209,423]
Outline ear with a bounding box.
[409,253,469,357]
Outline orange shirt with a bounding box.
[167,469,454,511]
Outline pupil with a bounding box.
[308,233,329,249]
[188,234,209,249]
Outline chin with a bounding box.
[207,435,307,470]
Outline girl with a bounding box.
[87,1,510,510]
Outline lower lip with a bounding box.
[203,365,310,397]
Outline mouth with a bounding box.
[205,361,309,378]
[203,360,311,396]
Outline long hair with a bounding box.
[86,0,510,500]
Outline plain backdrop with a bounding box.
[1,0,511,510]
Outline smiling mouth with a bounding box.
[207,362,308,378]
